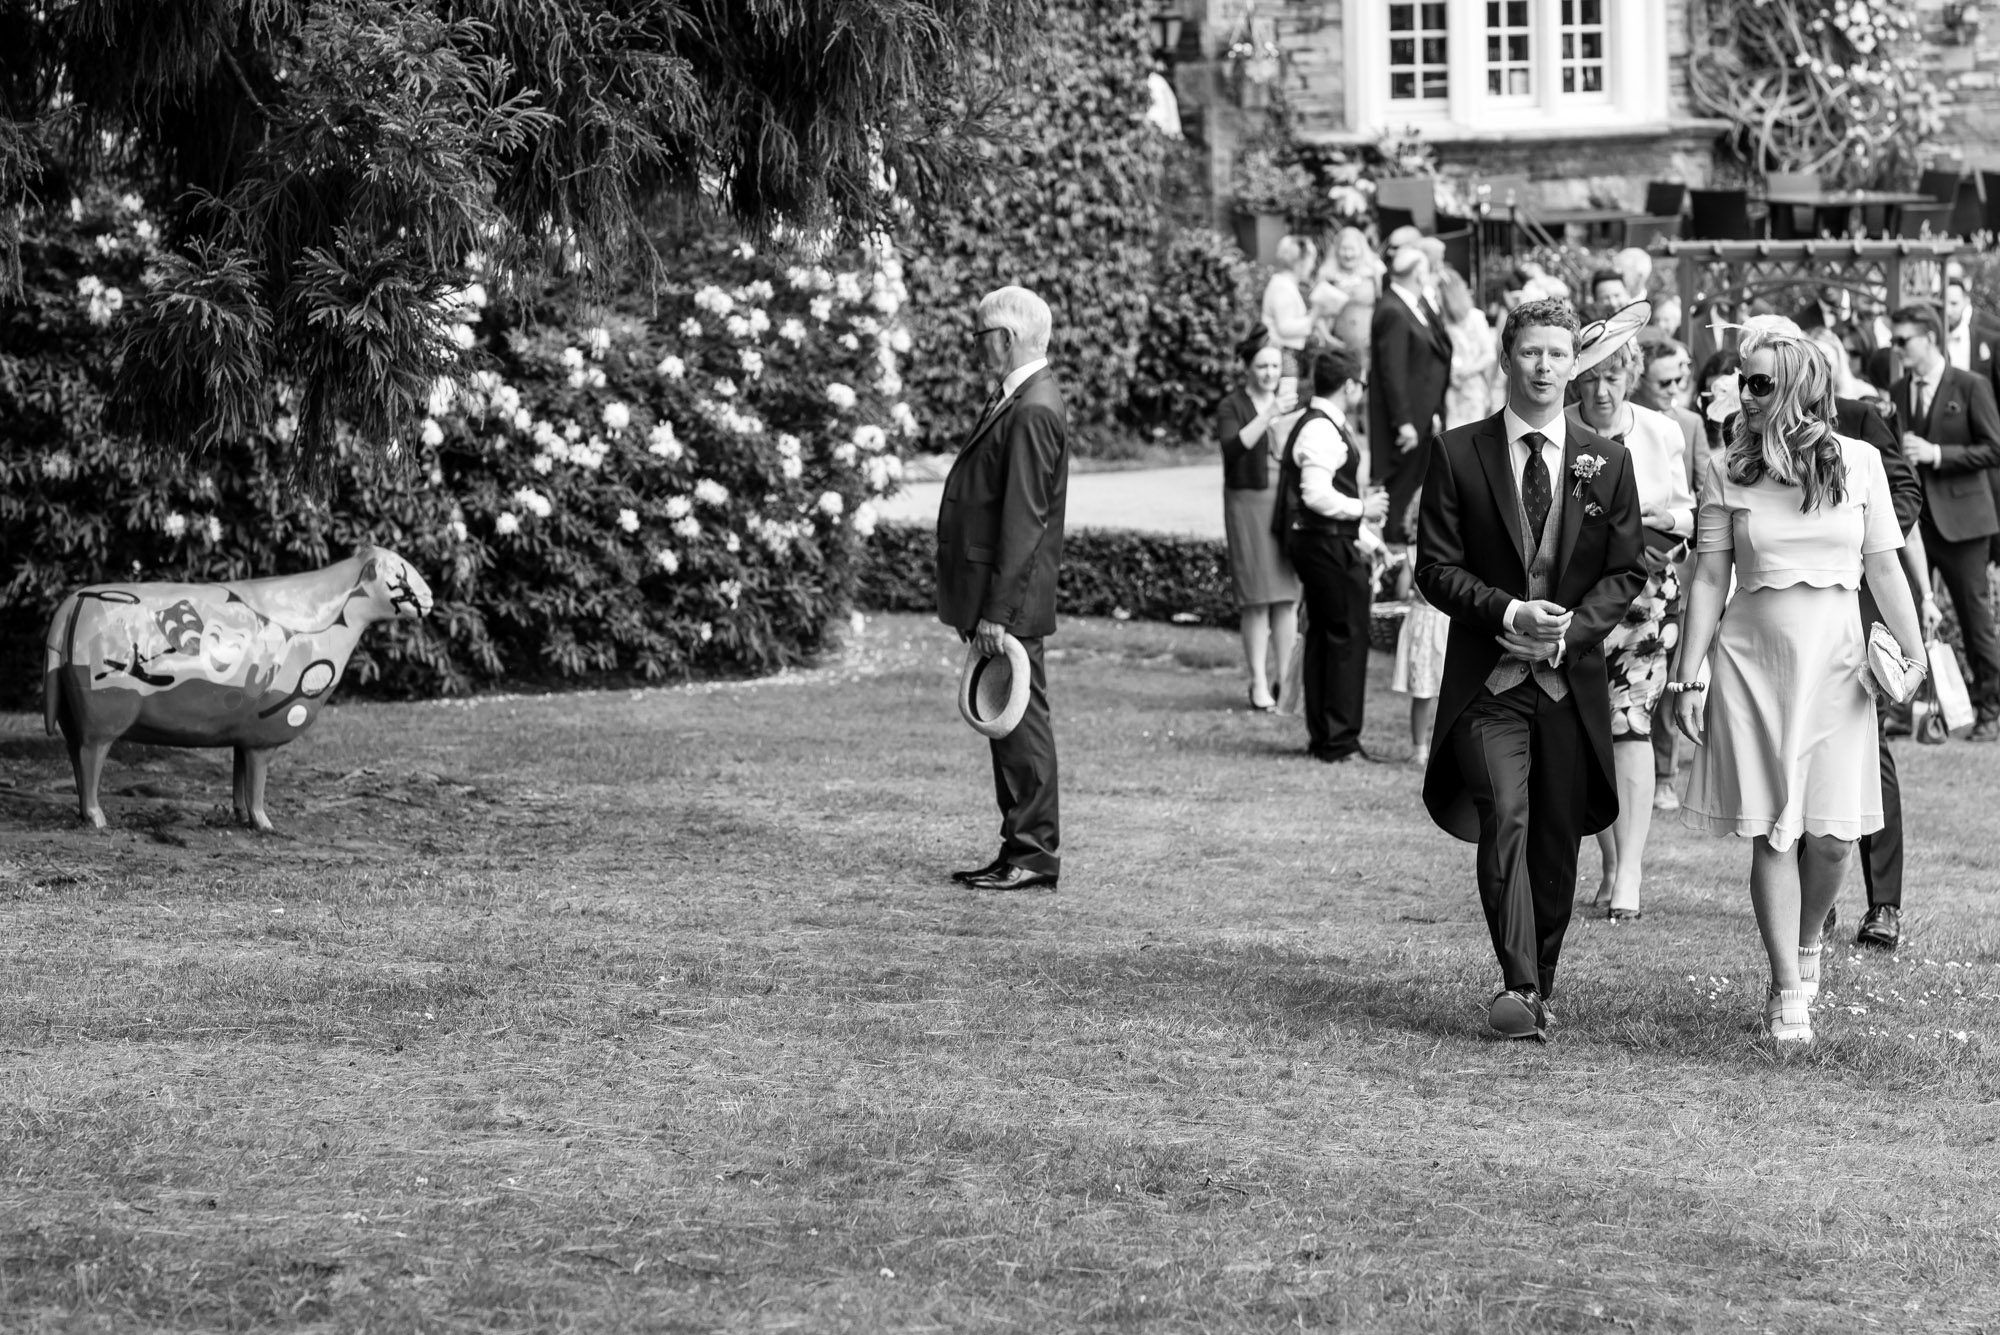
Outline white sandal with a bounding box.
[1797,944,1823,1004]
[1765,987,1814,1044]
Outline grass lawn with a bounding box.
[3,609,1999,1332]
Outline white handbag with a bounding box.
[1866,623,1926,707]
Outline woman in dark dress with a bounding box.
[1217,329,1303,710]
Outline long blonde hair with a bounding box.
[1726,336,1846,512]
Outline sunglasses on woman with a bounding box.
[1741,373,1778,398]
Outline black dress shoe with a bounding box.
[1973,717,2000,743]
[950,858,1007,884]
[1488,987,1546,1041]
[1311,745,1382,764]
[1857,904,1902,949]
[963,864,1059,892]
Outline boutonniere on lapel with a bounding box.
[1570,452,1606,501]
[1982,342,1992,362]
[1945,399,1965,417]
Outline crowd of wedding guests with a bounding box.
[1218,227,2000,986]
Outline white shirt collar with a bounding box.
[1392,284,1429,323]
[1002,357,1048,400]
[1502,406,1567,454]
[1311,395,1348,429]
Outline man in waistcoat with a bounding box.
[1416,298,1646,1040]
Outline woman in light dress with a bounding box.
[1566,312,1693,922]
[1671,330,1926,1045]
[1309,226,1382,348]
[1261,236,1318,377]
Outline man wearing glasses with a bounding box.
[1889,302,2000,742]
[936,286,1071,891]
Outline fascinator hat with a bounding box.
[1573,300,1654,377]
[958,634,1031,739]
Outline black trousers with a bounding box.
[989,635,1060,875]
[1289,528,1371,758]
[1373,436,1432,546]
[1450,679,1592,998]
[1928,531,2000,717]
[1857,581,1905,909]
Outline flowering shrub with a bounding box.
[0,190,916,703]
[1127,228,1259,437]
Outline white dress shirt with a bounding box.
[1499,406,1568,654]
[1000,356,1048,405]
[1292,398,1366,520]
[1390,282,1430,326]
[1950,315,1973,373]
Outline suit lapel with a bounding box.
[1557,427,1590,576]
[1471,413,1526,571]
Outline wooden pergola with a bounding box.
[1659,238,1962,367]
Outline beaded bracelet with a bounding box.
[1665,681,1707,694]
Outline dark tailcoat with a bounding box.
[1416,411,1647,842]
[1890,365,2000,543]
[936,367,1070,636]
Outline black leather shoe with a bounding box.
[963,864,1059,892]
[950,858,1007,884]
[1312,745,1383,764]
[1856,904,1902,950]
[1973,717,2000,743]
[1488,987,1546,1041]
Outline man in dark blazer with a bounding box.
[1369,246,1452,544]
[936,285,1070,891]
[1942,271,2000,564]
[1889,302,2000,741]
[1416,297,1646,1041]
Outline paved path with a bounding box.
[877,464,1226,539]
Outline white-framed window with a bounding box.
[1346,0,1666,139]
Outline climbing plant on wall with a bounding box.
[1687,0,1943,187]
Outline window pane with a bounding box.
[1507,34,1528,60]
[1563,68,1576,92]
[1392,71,1416,99]
[1562,33,1575,57]
[1581,0,1601,21]
[1422,36,1448,62]
[1391,37,1415,63]
[1390,4,1413,31]
[1507,68,1530,95]
[1581,33,1602,58]
[1488,70,1503,95]
[1581,66,1602,92]
[1487,34,1501,60]
[1506,0,1528,25]
[1486,0,1500,23]
[1561,0,1574,20]
[1421,3,1448,27]
[1424,70,1449,97]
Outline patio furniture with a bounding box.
[1894,202,1956,238]
[1919,167,1965,204]
[1765,172,1818,239]
[1620,214,1682,249]
[1982,170,2000,236]
[1687,188,1758,241]
[1761,187,1934,240]
[1374,176,1437,234]
[1643,181,1687,219]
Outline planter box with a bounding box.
[1231,210,1288,265]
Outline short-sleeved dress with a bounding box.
[1680,436,1904,850]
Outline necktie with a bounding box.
[1522,431,1552,546]
[1915,377,1933,428]
[972,387,1004,435]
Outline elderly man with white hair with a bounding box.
[1734,313,1934,950]
[1369,244,1453,544]
[936,285,1072,892]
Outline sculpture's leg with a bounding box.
[243,747,276,831]
[75,739,112,829]
[233,747,252,826]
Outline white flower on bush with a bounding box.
[118,192,144,215]
[601,402,631,433]
[648,421,682,460]
[427,378,457,417]
[654,548,680,574]
[616,507,641,534]
[695,478,730,507]
[825,382,857,411]
[95,233,120,256]
[739,349,764,379]
[852,315,881,338]
[694,285,735,316]
[853,423,887,454]
[39,451,75,481]
[450,323,476,350]
[513,406,533,432]
[532,453,554,475]
[809,295,833,323]
[162,511,187,537]
[809,266,834,291]
[872,286,901,317]
[748,308,770,337]
[721,407,764,435]
[832,441,857,466]
[697,621,714,643]
[852,500,879,538]
[745,279,774,302]
[680,318,703,338]
[718,577,742,608]
[566,369,587,389]
[864,454,902,494]
[838,333,860,352]
[723,531,741,554]
[877,370,903,397]
[274,415,298,443]
[664,495,693,520]
[834,272,864,303]
[563,422,584,442]
[495,512,521,536]
[585,326,611,358]
[785,266,812,289]
[560,347,585,371]
[420,417,445,448]
[776,432,803,459]
[204,516,224,543]
[734,241,756,261]
[889,326,913,354]
[779,318,807,344]
[460,281,489,312]
[817,490,845,518]
[513,487,554,518]
[450,517,469,542]
[658,354,686,380]
[77,275,104,298]
[533,421,561,450]
[81,281,124,325]
[585,367,606,389]
[725,314,751,339]
[573,439,606,470]
[780,454,803,480]
[891,401,919,436]
[673,515,702,541]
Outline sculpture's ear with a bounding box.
[351,542,376,561]
[360,559,378,584]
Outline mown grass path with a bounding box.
[3,612,1998,1332]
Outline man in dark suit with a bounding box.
[1941,271,2000,564]
[1416,298,1646,1041]
[1889,302,2000,741]
[936,286,1070,891]
[1369,246,1452,544]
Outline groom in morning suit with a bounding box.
[936,286,1070,892]
[1416,298,1646,1040]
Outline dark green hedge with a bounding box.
[855,520,1236,628]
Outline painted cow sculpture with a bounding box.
[43,546,433,830]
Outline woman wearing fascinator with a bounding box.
[1670,324,1927,1045]
[1565,302,1694,923]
